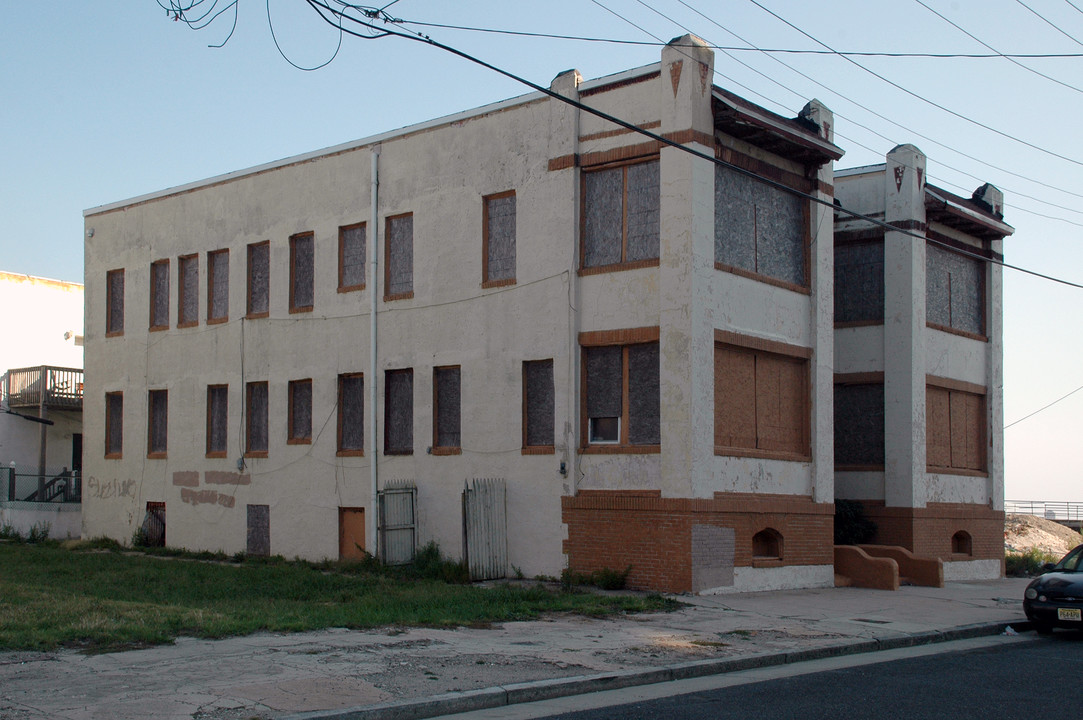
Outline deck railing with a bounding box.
[1,466,81,504]
[3,366,83,410]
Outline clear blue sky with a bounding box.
[3,1,1081,500]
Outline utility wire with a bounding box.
[1005,383,1083,429]
[915,0,1083,96]
[747,0,1083,168]
[1015,0,1083,48]
[299,1,1083,290]
[391,17,1083,57]
[166,1,1083,290]
[674,0,1083,208]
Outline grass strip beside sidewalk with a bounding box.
[0,542,676,653]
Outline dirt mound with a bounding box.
[1005,513,1081,557]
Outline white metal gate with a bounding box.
[462,478,507,581]
[378,482,417,565]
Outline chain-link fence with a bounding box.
[1,463,81,503]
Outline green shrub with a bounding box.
[1006,548,1061,577]
[0,523,20,541]
[409,541,470,584]
[559,566,633,591]
[834,499,877,545]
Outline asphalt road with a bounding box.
[524,633,1083,720]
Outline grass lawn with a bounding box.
[0,540,678,653]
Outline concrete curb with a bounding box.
[282,620,1027,720]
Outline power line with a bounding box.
[169,1,1083,292]
[1015,0,1083,48]
[1005,383,1083,429]
[672,0,1083,209]
[390,17,1083,57]
[747,0,1083,169]
[915,0,1083,96]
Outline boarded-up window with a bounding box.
[339,223,365,291]
[246,381,268,456]
[147,389,168,457]
[150,259,170,330]
[715,164,807,287]
[583,342,660,448]
[178,254,198,327]
[208,249,229,323]
[835,240,884,324]
[385,214,413,299]
[288,379,312,444]
[247,241,269,317]
[523,359,554,449]
[433,366,461,451]
[106,269,124,336]
[385,369,413,454]
[105,391,123,458]
[206,385,228,457]
[484,192,516,285]
[338,373,364,455]
[927,384,985,472]
[927,243,984,336]
[582,159,660,269]
[290,232,314,312]
[715,343,809,458]
[834,383,885,467]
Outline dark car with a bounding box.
[1024,543,1083,634]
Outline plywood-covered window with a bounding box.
[337,373,364,456]
[339,223,365,292]
[288,379,312,445]
[384,368,413,454]
[715,164,808,289]
[834,381,884,468]
[433,366,461,454]
[483,191,516,286]
[206,384,228,458]
[927,382,986,473]
[207,249,229,324]
[247,241,269,318]
[715,339,810,460]
[582,158,660,271]
[178,254,199,328]
[245,381,268,457]
[289,232,314,313]
[150,259,170,331]
[927,243,985,338]
[105,391,123,458]
[834,240,884,325]
[523,359,554,452]
[582,336,660,451]
[147,389,168,458]
[106,269,124,336]
[385,214,413,300]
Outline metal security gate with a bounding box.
[378,482,417,565]
[462,478,507,581]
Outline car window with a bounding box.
[1055,545,1083,572]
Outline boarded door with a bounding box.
[339,507,366,560]
[462,478,507,581]
[246,504,270,556]
[378,484,417,565]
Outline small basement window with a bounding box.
[952,530,972,556]
[752,528,783,559]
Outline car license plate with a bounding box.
[1057,608,1082,622]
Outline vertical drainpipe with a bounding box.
[569,83,582,495]
[368,146,381,557]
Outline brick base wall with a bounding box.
[859,502,1004,564]
[561,490,833,593]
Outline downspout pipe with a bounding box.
[368,146,380,557]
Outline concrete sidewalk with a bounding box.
[0,578,1031,720]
